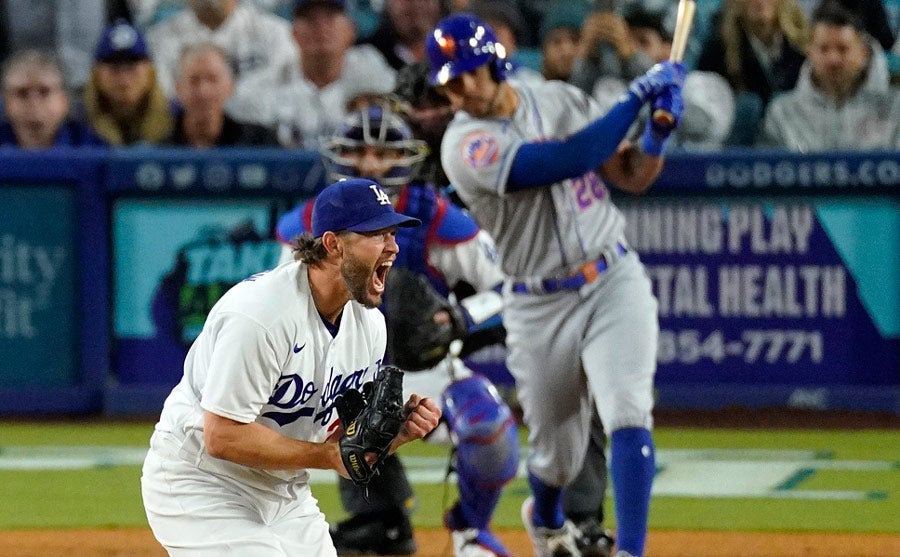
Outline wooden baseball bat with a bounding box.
[651,0,696,127]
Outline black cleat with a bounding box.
[329,512,417,555]
[572,517,615,557]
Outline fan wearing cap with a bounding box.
[141,178,441,557]
[83,19,173,145]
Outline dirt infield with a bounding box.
[1,527,898,557]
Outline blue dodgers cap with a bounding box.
[95,19,150,63]
[312,179,420,238]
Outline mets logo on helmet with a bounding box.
[436,33,456,58]
[461,131,499,169]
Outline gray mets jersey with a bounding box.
[441,79,627,281]
[440,78,658,486]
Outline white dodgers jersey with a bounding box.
[441,79,627,280]
[152,261,386,494]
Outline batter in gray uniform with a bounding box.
[427,13,686,557]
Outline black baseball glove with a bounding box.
[333,365,406,487]
[384,267,467,371]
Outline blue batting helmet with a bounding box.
[426,13,510,86]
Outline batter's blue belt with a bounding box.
[511,243,628,294]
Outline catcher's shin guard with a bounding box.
[442,375,519,529]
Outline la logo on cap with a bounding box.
[110,23,138,50]
[311,178,420,237]
[368,183,391,206]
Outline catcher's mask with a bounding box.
[320,104,428,191]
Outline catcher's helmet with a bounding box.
[426,13,510,86]
[320,104,428,188]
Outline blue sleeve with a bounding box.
[435,202,479,244]
[275,203,310,243]
[507,92,642,191]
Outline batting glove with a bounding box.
[628,61,687,103]
[640,85,685,156]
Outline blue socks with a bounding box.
[447,466,502,530]
[526,425,654,555]
[610,427,655,557]
[527,471,565,528]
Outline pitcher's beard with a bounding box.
[342,257,380,309]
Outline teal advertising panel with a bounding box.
[0,187,78,387]
[112,199,283,386]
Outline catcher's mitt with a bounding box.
[333,365,406,486]
[384,267,466,371]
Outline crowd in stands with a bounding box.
[2,0,900,152]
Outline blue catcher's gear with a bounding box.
[426,13,510,86]
[320,104,427,189]
[442,375,519,534]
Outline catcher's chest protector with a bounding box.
[394,186,448,292]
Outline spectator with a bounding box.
[360,0,444,70]
[230,0,396,149]
[512,0,560,48]
[539,2,591,81]
[469,0,544,83]
[164,43,279,147]
[796,0,895,51]
[696,0,809,145]
[696,0,809,105]
[0,1,115,91]
[83,20,174,145]
[0,50,106,149]
[146,0,298,98]
[627,8,736,150]
[586,8,736,152]
[567,4,656,95]
[128,0,295,28]
[759,4,900,150]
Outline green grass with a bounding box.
[0,422,897,533]
[0,422,153,446]
[654,429,898,460]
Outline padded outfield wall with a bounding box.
[0,148,896,415]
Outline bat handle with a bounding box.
[652,108,676,128]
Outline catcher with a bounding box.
[141,178,441,557]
